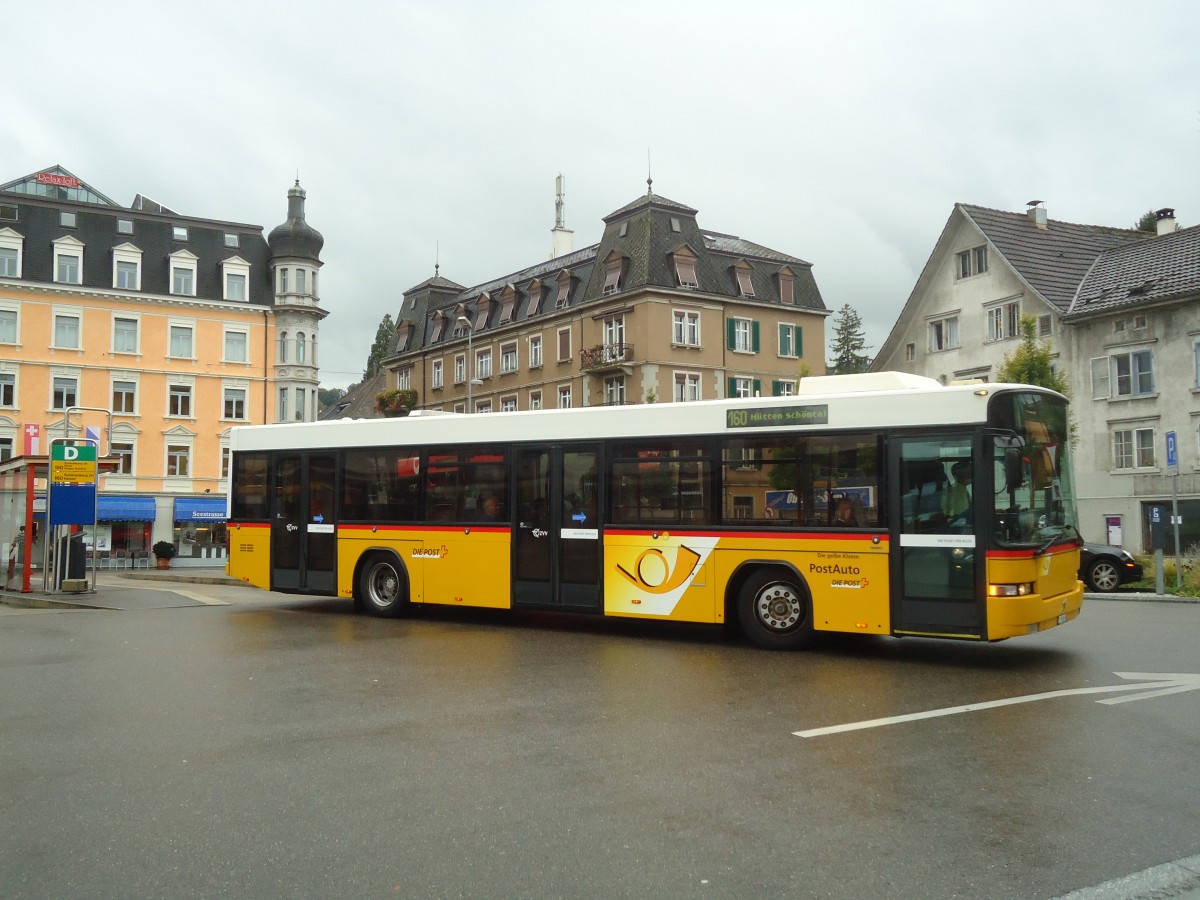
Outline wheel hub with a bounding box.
[757,584,801,631]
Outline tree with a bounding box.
[362,314,397,381]
[1133,209,1158,233]
[317,387,345,413]
[827,304,872,374]
[995,316,1070,395]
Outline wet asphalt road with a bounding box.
[1,582,1198,899]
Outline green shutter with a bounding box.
[727,319,736,350]
[751,321,761,353]
[772,380,782,396]
[778,323,789,356]
[796,326,803,358]
[727,377,736,398]
[753,379,762,396]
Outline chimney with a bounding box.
[1026,200,1048,229]
[550,173,574,259]
[1155,207,1177,236]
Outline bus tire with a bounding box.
[356,553,408,618]
[737,568,814,650]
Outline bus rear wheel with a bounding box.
[357,554,408,618]
[737,569,814,650]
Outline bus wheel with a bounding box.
[737,569,814,650]
[357,554,408,618]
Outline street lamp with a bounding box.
[456,316,484,411]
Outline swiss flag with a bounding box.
[22,423,40,456]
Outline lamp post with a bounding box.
[456,316,483,412]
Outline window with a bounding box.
[501,343,517,374]
[167,444,190,477]
[296,269,307,295]
[986,301,1021,342]
[731,497,754,519]
[729,377,759,398]
[61,211,76,228]
[55,249,81,284]
[501,396,517,412]
[929,315,959,352]
[224,233,239,247]
[54,313,81,349]
[0,247,16,277]
[278,387,288,421]
[224,387,247,420]
[905,342,916,361]
[1113,427,1155,470]
[670,217,681,232]
[557,328,572,362]
[476,348,492,380]
[112,380,136,414]
[611,439,711,527]
[224,330,248,363]
[727,318,759,353]
[474,399,491,414]
[171,263,195,296]
[602,253,623,295]
[296,332,306,363]
[0,228,22,278]
[604,376,626,405]
[432,359,444,390]
[603,316,626,359]
[397,367,411,390]
[558,385,572,408]
[1038,314,1053,337]
[778,324,803,358]
[772,380,797,396]
[116,260,138,290]
[454,354,466,385]
[0,372,14,407]
[278,268,289,294]
[500,286,517,323]
[674,372,701,402]
[672,250,698,289]
[956,244,988,278]
[0,437,10,462]
[0,204,18,222]
[527,280,545,316]
[295,387,307,421]
[1114,350,1154,397]
[673,310,700,346]
[277,331,289,363]
[117,219,133,235]
[778,269,795,304]
[734,264,754,298]
[111,442,133,474]
[112,316,137,353]
[52,375,77,410]
[529,390,542,410]
[529,335,543,368]
[221,446,231,479]
[1195,342,1200,389]
[172,226,188,241]
[0,308,15,343]
[169,324,194,358]
[168,383,192,417]
[225,272,246,302]
[555,270,573,308]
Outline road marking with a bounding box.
[794,672,1200,738]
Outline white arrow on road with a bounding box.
[794,672,1200,738]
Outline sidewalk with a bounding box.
[0,566,247,610]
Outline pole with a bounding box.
[1171,471,1182,589]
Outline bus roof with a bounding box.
[230,375,1064,453]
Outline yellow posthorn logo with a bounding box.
[616,544,702,594]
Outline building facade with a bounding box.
[873,201,1195,552]
[380,188,828,417]
[0,165,325,565]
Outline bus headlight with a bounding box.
[988,582,1035,597]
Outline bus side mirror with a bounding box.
[1005,448,1024,491]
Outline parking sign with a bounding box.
[1166,431,1177,471]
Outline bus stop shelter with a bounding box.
[1,454,45,594]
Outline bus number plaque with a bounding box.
[727,404,828,429]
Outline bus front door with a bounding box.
[513,445,601,611]
[890,437,984,638]
[271,453,337,594]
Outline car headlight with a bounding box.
[988,582,1035,597]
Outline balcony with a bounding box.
[580,342,634,373]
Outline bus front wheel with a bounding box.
[357,554,408,618]
[737,569,814,650]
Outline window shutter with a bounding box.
[727,319,736,350]
[727,377,736,398]
[1090,357,1110,400]
[751,321,761,353]
[772,380,782,396]
[753,379,761,396]
[795,326,803,358]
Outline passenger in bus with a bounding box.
[940,461,972,522]
[834,497,859,527]
[478,494,502,521]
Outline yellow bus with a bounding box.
[226,373,1084,650]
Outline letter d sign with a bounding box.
[64,446,79,460]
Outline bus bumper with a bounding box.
[987,580,1085,640]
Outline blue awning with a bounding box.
[174,497,228,522]
[97,495,157,522]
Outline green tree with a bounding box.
[317,387,345,413]
[995,316,1070,395]
[362,314,397,381]
[826,304,872,374]
[1133,209,1158,233]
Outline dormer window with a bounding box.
[172,226,188,241]
[221,256,251,302]
[555,269,574,308]
[169,250,198,297]
[602,253,624,296]
[733,262,755,298]
[431,312,447,342]
[778,269,795,305]
[500,284,517,323]
[672,248,698,290]
[527,278,544,316]
[475,292,492,330]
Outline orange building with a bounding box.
[0,166,325,565]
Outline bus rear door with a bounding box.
[270,452,337,594]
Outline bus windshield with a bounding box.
[990,391,1077,548]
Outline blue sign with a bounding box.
[572,512,587,523]
[1166,431,1177,468]
[1150,506,1163,525]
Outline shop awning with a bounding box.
[174,497,228,522]
[97,495,157,522]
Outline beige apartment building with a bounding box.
[377,187,828,414]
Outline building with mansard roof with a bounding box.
[0,165,325,566]
[378,182,828,417]
[873,200,1198,553]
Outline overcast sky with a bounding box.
[6,1,1198,390]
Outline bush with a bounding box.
[152,540,177,560]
